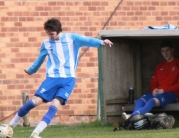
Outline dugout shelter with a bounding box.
[98,30,179,124]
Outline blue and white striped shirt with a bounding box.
[27,33,102,78]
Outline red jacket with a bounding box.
[150,58,179,99]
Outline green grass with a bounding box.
[12,120,179,138]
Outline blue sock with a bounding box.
[18,100,36,117]
[42,105,58,125]
[132,99,156,115]
[133,98,146,113]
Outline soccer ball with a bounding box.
[0,124,13,138]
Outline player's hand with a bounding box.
[24,69,31,75]
[158,89,164,94]
[101,39,113,47]
[152,88,159,97]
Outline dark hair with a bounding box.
[160,40,173,49]
[44,18,62,34]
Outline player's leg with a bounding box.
[9,96,43,128]
[122,93,153,120]
[131,92,177,115]
[131,98,157,115]
[30,98,63,138]
[122,98,147,120]
[155,92,178,108]
[131,93,154,115]
[30,77,76,138]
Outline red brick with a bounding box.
[88,7,96,11]
[123,6,130,11]
[27,17,34,21]
[164,16,172,21]
[35,7,44,11]
[168,2,176,5]
[83,2,91,6]
[58,110,74,115]
[48,2,57,6]
[173,16,179,20]
[15,85,24,89]
[14,22,22,26]
[31,12,39,16]
[126,1,134,6]
[73,89,81,93]
[148,7,156,10]
[161,12,168,16]
[25,85,33,89]
[0,1,4,5]
[16,74,24,79]
[0,53,5,58]
[8,106,17,111]
[8,96,16,100]
[7,85,15,89]
[97,7,105,11]
[87,83,95,88]
[40,12,48,16]
[151,2,159,6]
[28,37,37,42]
[66,2,74,6]
[127,12,135,16]
[160,2,167,6]
[6,64,14,68]
[0,33,5,37]
[87,94,95,98]
[11,47,19,52]
[1,106,7,111]
[101,2,108,6]
[143,2,150,6]
[91,89,97,93]
[135,2,142,5]
[20,58,28,62]
[87,63,95,67]
[12,101,21,105]
[30,111,39,116]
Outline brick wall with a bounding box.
[0,0,179,125]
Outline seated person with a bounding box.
[122,40,179,120]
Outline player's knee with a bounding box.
[135,98,146,104]
[51,97,65,107]
[31,96,43,105]
[152,98,160,106]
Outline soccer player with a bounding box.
[9,18,113,138]
[122,40,179,120]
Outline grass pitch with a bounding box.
[12,120,179,138]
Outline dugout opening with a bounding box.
[98,30,179,124]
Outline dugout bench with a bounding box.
[105,98,179,118]
[122,103,179,113]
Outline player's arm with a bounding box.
[72,33,113,48]
[25,43,47,75]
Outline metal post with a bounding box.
[22,93,30,127]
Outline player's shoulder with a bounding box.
[62,32,78,38]
[68,32,87,40]
[43,38,50,42]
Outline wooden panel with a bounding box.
[102,40,134,101]
[106,98,128,105]
[101,40,135,123]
